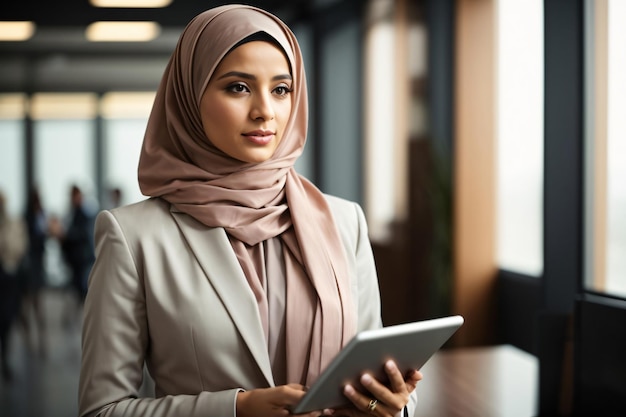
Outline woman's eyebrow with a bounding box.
[218,71,292,81]
[272,74,292,81]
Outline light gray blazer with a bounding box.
[78,195,417,417]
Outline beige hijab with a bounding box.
[138,5,356,385]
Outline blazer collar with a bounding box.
[170,208,274,386]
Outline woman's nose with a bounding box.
[249,93,275,121]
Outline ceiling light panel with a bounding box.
[0,21,36,41]
[86,21,161,42]
[90,0,173,7]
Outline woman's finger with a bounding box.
[358,373,406,414]
[404,369,423,393]
[382,360,407,393]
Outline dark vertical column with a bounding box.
[25,100,35,194]
[544,0,583,314]
[94,94,105,208]
[540,0,584,414]
[423,0,455,319]
[426,0,455,165]
[24,94,35,195]
[24,60,36,202]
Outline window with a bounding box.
[101,91,156,207]
[585,0,626,298]
[364,3,396,241]
[34,119,97,219]
[31,93,99,218]
[363,0,421,242]
[496,0,544,276]
[0,94,26,217]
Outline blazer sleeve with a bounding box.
[351,202,383,333]
[78,210,240,417]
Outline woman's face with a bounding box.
[200,40,293,163]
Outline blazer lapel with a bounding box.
[170,210,274,386]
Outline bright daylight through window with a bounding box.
[586,0,626,298]
[496,0,544,277]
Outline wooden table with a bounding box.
[414,345,538,417]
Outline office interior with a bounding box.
[0,0,625,416]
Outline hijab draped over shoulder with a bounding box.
[137,4,356,385]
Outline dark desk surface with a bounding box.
[415,344,538,417]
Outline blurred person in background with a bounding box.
[20,186,49,357]
[103,186,123,210]
[0,190,28,381]
[50,184,95,325]
[109,187,123,208]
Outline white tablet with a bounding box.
[290,315,464,414]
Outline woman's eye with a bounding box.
[226,83,249,94]
[274,85,292,96]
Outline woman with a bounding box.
[0,191,28,381]
[21,186,48,355]
[78,5,421,417]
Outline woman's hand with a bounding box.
[330,360,423,417]
[236,383,323,417]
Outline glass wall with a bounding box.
[604,1,626,297]
[363,0,421,243]
[585,0,626,298]
[34,120,97,219]
[34,119,96,287]
[496,0,544,277]
[103,119,148,208]
[0,118,25,217]
[364,3,396,242]
[0,91,155,286]
[100,91,155,208]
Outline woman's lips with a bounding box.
[243,130,274,145]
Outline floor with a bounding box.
[0,287,82,417]
[0,288,539,417]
